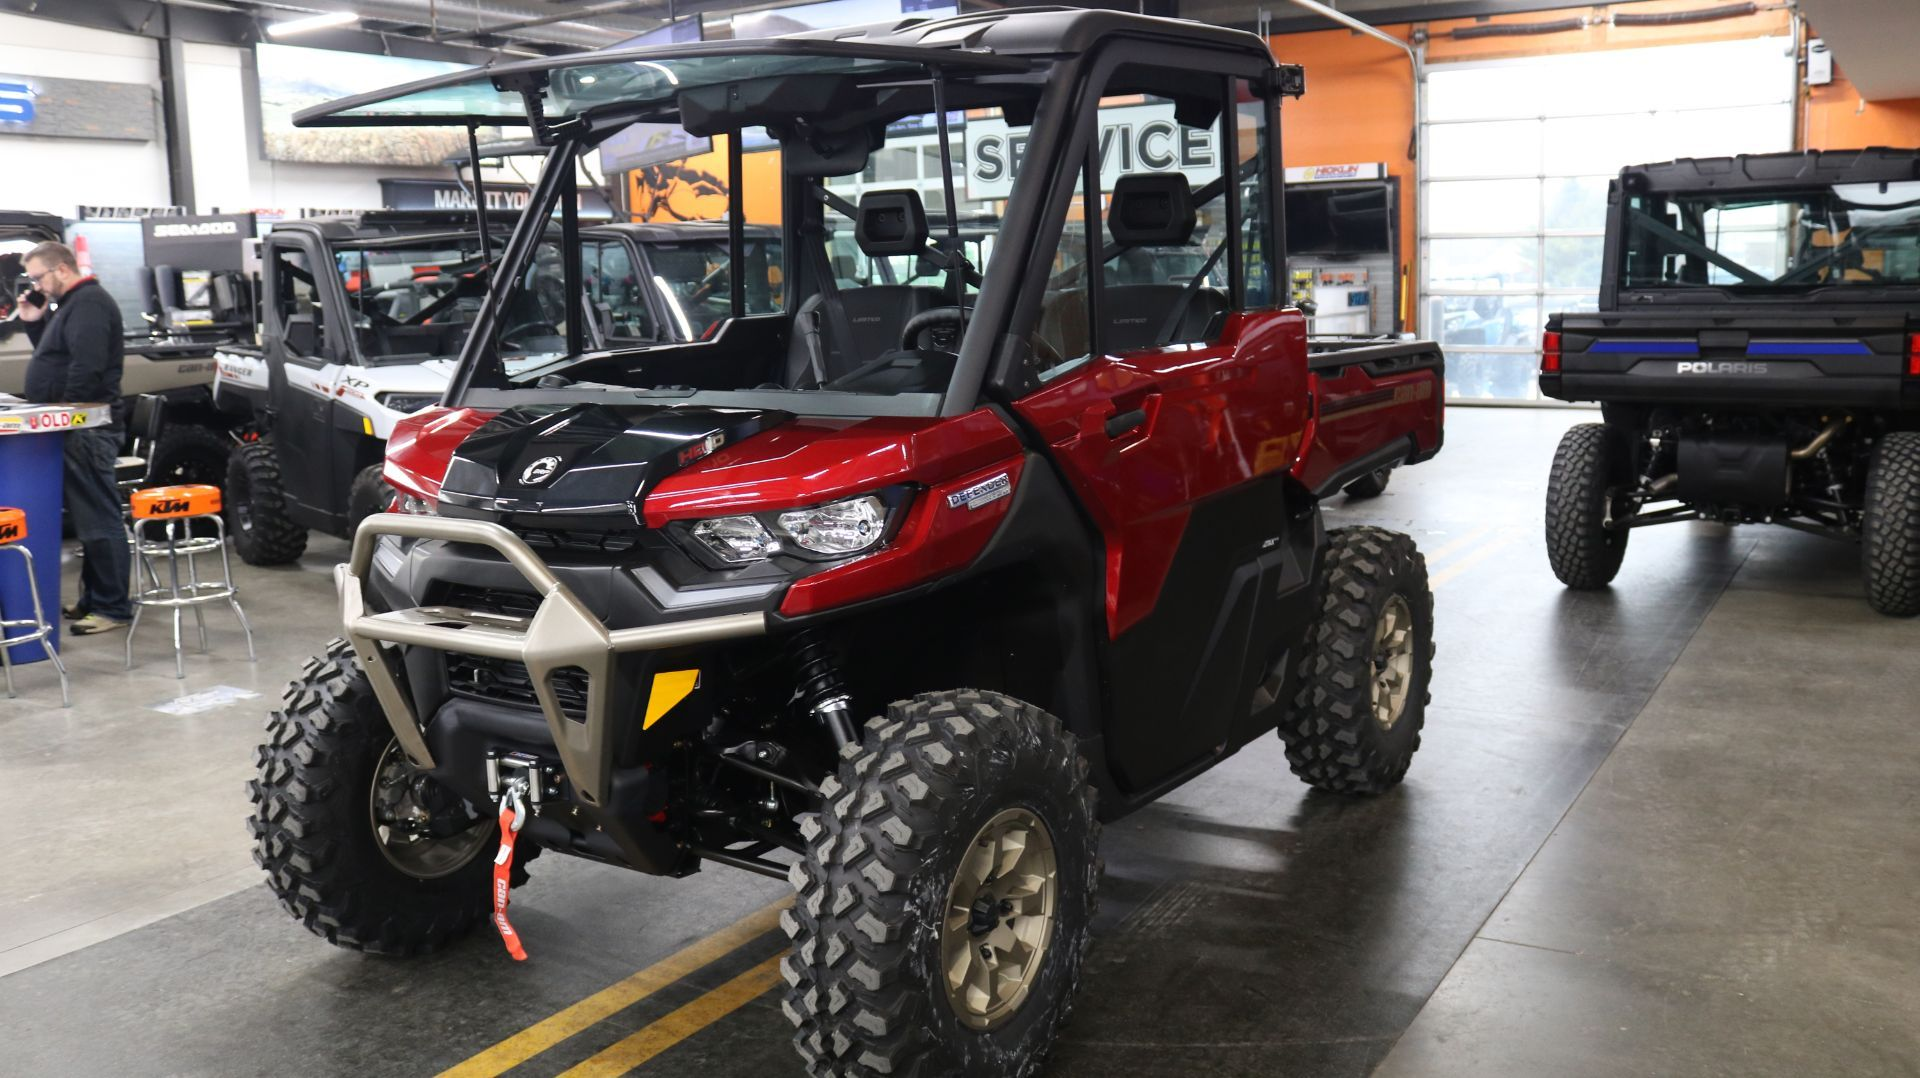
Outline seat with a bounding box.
[786,189,949,387]
[1096,174,1229,353]
[0,506,69,707]
[126,484,255,678]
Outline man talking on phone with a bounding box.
[18,240,131,635]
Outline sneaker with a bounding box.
[70,614,130,636]
[62,604,88,621]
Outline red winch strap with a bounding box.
[492,799,529,961]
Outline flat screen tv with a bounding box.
[1286,183,1393,256]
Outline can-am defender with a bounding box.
[248,11,1447,1075]
[212,211,782,563]
[1541,150,1920,615]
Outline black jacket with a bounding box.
[25,278,124,420]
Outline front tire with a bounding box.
[347,464,394,538]
[782,690,1099,1078]
[248,639,530,955]
[226,438,308,566]
[1863,431,1920,617]
[1545,422,1630,589]
[1282,526,1434,795]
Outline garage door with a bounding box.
[1421,36,1795,402]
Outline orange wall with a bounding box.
[1804,67,1920,151]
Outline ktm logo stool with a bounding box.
[127,485,256,678]
[0,507,71,707]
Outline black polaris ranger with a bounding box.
[1542,149,1920,615]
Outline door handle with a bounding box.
[1104,408,1148,438]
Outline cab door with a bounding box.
[262,234,348,526]
[1012,65,1316,796]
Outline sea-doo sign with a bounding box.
[142,214,256,273]
[964,103,1221,201]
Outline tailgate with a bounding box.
[1542,312,1917,407]
[1292,341,1444,498]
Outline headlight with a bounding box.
[689,515,781,563]
[378,392,440,414]
[777,496,886,556]
[677,493,899,566]
[395,494,436,516]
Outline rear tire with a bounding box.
[1282,526,1433,795]
[147,422,231,488]
[1863,431,1920,617]
[226,438,307,566]
[1545,423,1630,589]
[782,690,1099,1078]
[1343,466,1393,499]
[248,639,532,955]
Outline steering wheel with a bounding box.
[900,306,967,352]
[500,321,561,346]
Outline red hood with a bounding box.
[384,405,1020,520]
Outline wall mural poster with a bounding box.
[256,43,505,167]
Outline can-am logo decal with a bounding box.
[677,432,726,467]
[1676,361,1769,375]
[947,472,1012,511]
[520,455,562,485]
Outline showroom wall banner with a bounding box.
[256,43,507,167]
[0,73,157,142]
[378,178,613,218]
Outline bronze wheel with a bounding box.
[1371,593,1415,729]
[941,807,1059,1031]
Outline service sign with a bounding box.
[963,103,1221,202]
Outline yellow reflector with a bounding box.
[644,669,700,729]
[363,415,374,435]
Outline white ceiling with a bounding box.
[1797,0,1920,101]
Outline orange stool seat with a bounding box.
[130,485,222,520]
[0,507,23,544]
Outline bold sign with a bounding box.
[0,74,157,142]
[142,214,256,273]
[964,103,1220,202]
[1284,163,1386,184]
[0,81,35,124]
[379,179,613,219]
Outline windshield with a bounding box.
[1622,182,1920,293]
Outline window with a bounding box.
[1030,69,1266,381]
[584,240,655,340]
[271,243,325,357]
[1621,184,1920,291]
[1420,36,1794,401]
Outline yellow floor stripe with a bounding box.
[1418,522,1498,570]
[558,955,786,1078]
[436,900,788,1078]
[1430,531,1523,589]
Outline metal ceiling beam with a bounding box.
[437,0,664,43]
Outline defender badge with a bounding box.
[520,455,563,486]
[946,472,1012,511]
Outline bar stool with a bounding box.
[0,506,71,707]
[127,485,255,678]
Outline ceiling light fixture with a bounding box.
[266,10,361,38]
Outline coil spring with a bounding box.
[787,630,847,712]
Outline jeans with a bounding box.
[64,426,132,621]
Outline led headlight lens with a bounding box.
[690,515,781,563]
[378,392,441,414]
[777,496,887,556]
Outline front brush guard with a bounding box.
[336,515,766,807]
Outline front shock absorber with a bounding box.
[787,630,857,748]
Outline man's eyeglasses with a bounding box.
[22,268,54,287]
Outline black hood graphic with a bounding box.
[437,403,793,529]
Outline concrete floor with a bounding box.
[2,407,1916,1077]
